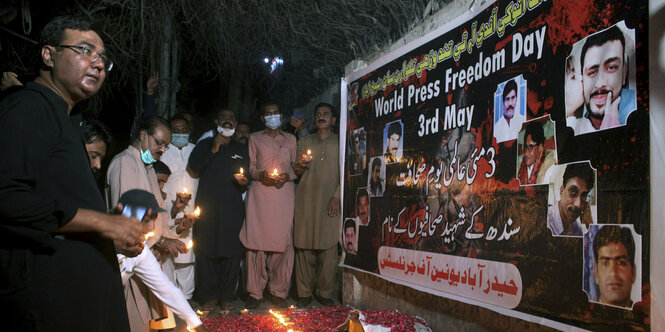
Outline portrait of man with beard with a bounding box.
[566,22,637,135]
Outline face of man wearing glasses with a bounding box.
[43,29,107,103]
[523,134,542,167]
[140,124,171,161]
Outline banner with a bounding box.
[340,0,649,329]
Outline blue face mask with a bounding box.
[264,114,281,129]
[140,138,157,164]
[171,134,189,148]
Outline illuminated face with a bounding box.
[85,140,106,173]
[170,119,190,135]
[594,242,635,307]
[503,89,517,119]
[388,133,400,155]
[314,105,335,130]
[47,29,107,103]
[345,226,356,251]
[217,110,237,130]
[582,40,625,119]
[156,173,169,192]
[371,164,381,183]
[233,123,250,145]
[523,135,542,167]
[141,125,171,161]
[558,177,590,223]
[357,194,369,225]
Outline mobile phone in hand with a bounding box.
[122,205,147,222]
[292,108,303,120]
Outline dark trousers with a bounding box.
[194,251,240,303]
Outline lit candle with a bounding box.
[303,149,313,162]
[186,240,193,249]
[240,308,249,314]
[144,231,155,240]
[193,206,201,217]
[234,167,246,182]
[272,168,279,176]
[288,305,296,310]
[183,187,188,194]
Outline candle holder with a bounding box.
[269,168,281,179]
[234,167,246,182]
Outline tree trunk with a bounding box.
[158,15,171,118]
[169,37,179,118]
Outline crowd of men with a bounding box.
[0,15,341,332]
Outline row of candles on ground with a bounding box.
[192,306,298,332]
[234,149,313,180]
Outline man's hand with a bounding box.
[172,192,192,217]
[259,170,277,187]
[1,72,22,91]
[328,197,340,217]
[600,91,621,129]
[211,132,232,153]
[146,72,159,95]
[234,174,249,186]
[175,215,196,234]
[274,173,289,189]
[161,238,188,257]
[116,242,144,257]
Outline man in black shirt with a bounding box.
[0,16,145,331]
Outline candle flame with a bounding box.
[289,305,296,309]
[307,149,311,155]
[240,167,244,174]
[183,187,188,194]
[269,309,288,325]
[186,240,193,249]
[144,232,154,240]
[193,206,201,217]
[272,168,279,176]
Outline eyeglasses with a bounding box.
[524,143,539,151]
[57,44,114,72]
[152,135,169,151]
[315,111,332,118]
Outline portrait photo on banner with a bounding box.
[494,75,527,143]
[546,161,597,237]
[565,21,637,135]
[383,120,404,163]
[583,224,642,310]
[355,187,370,227]
[516,116,558,186]
[368,156,386,197]
[342,217,359,255]
[347,127,366,175]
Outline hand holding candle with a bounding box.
[301,149,313,163]
[234,167,248,185]
[174,188,192,214]
[177,206,200,233]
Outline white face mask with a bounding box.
[264,114,281,129]
[217,125,235,137]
